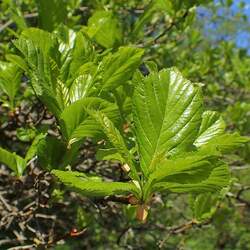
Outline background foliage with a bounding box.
[0,0,249,249]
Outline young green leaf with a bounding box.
[92,68,247,207]
[57,29,95,83]
[142,147,222,200]
[0,147,26,176]
[36,0,68,32]
[153,161,230,193]
[69,74,94,103]
[148,147,221,184]
[190,193,219,222]
[16,128,36,142]
[52,170,140,197]
[25,133,47,162]
[194,111,226,147]
[6,54,28,72]
[201,132,250,152]
[9,2,27,31]
[133,68,203,176]
[60,97,120,145]
[96,148,124,162]
[56,79,70,109]
[85,10,122,49]
[0,61,22,109]
[36,136,80,170]
[90,111,139,180]
[132,0,175,39]
[99,47,144,91]
[13,28,62,117]
[68,32,96,77]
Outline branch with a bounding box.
[0,13,38,33]
[7,244,35,250]
[93,195,132,205]
[227,186,250,208]
[154,9,189,43]
[158,219,211,248]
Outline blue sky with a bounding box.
[231,0,250,49]
[232,0,250,15]
[198,0,250,52]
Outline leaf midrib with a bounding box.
[147,77,197,172]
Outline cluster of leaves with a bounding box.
[0,0,250,249]
[1,25,248,221]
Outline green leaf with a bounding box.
[14,28,62,117]
[69,74,94,103]
[19,28,59,57]
[132,0,174,38]
[90,111,138,180]
[37,136,80,171]
[142,147,221,199]
[0,147,26,176]
[156,0,175,12]
[56,79,70,109]
[190,193,219,222]
[37,136,66,170]
[133,68,203,176]
[69,32,96,77]
[85,10,122,48]
[148,148,221,184]
[202,133,250,153]
[55,26,76,82]
[0,61,22,109]
[25,133,47,162]
[112,85,134,122]
[52,170,140,197]
[0,147,17,173]
[14,155,28,177]
[17,128,36,142]
[6,54,28,72]
[194,111,226,147]
[9,3,27,31]
[60,97,120,144]
[153,161,230,193]
[96,148,124,162]
[57,30,95,84]
[36,0,68,32]
[132,1,157,38]
[99,47,144,91]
